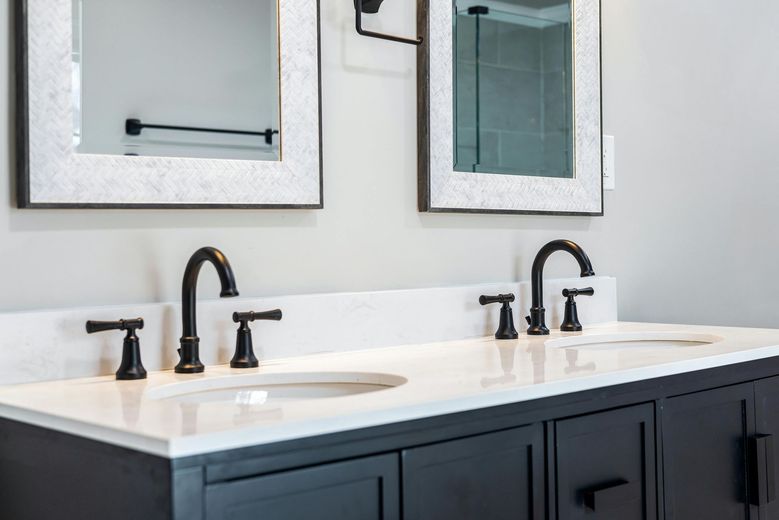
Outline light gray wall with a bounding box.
[600,0,779,328]
[0,1,774,329]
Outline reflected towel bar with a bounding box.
[354,0,423,46]
[125,119,279,145]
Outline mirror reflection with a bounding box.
[71,0,281,161]
[453,0,573,178]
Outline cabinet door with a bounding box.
[555,403,656,520]
[402,424,545,520]
[205,454,399,520]
[662,383,757,520]
[754,376,779,519]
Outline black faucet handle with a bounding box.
[479,294,515,306]
[86,318,144,335]
[85,318,147,380]
[562,287,595,299]
[560,288,594,332]
[478,294,518,340]
[232,309,283,324]
[230,309,282,369]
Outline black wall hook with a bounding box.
[355,0,423,46]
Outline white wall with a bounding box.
[0,1,776,329]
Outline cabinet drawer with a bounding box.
[205,454,399,520]
[402,424,545,520]
[555,403,656,520]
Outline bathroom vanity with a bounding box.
[1,322,779,520]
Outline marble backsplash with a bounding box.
[0,276,616,384]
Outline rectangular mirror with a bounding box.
[418,0,602,215]
[453,2,573,178]
[72,0,281,162]
[18,0,321,208]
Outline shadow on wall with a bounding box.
[8,208,320,232]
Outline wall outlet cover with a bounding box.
[603,135,616,191]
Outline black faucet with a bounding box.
[526,240,595,336]
[176,247,240,373]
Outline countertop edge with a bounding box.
[4,343,778,459]
[0,403,172,457]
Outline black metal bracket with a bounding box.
[355,0,423,46]
[125,118,279,145]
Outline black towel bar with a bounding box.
[125,119,279,145]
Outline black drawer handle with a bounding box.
[583,480,640,511]
[751,434,777,506]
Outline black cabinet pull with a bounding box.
[751,434,777,506]
[583,480,640,511]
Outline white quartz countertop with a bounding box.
[2,321,779,458]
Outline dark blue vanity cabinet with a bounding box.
[402,424,545,520]
[4,358,779,520]
[555,403,657,519]
[755,376,779,519]
[205,454,400,520]
[661,383,758,520]
[659,378,779,520]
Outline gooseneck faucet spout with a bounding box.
[176,247,239,373]
[527,240,594,336]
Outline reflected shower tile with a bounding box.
[455,15,499,65]
[498,24,541,71]
[454,128,499,172]
[478,130,500,167]
[500,131,544,172]
[454,127,477,172]
[455,16,476,62]
[478,19,500,65]
[479,65,541,133]
[542,24,567,73]
[455,62,477,128]
[543,131,574,178]
[543,71,569,132]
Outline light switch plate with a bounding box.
[603,135,615,191]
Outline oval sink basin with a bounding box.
[146,371,406,406]
[546,332,723,352]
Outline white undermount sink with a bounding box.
[545,332,723,352]
[146,371,407,406]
